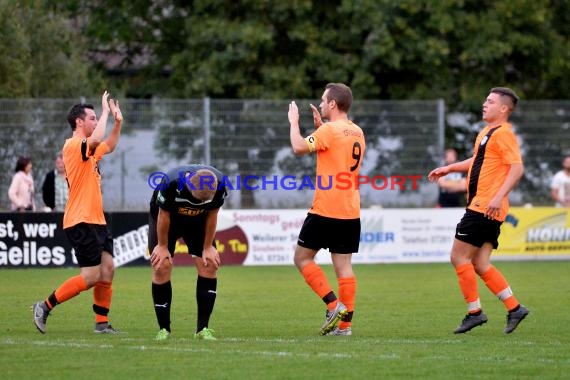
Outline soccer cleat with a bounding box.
[453,312,488,334]
[155,328,171,341]
[319,301,348,336]
[194,327,217,341]
[94,322,122,334]
[328,327,352,336]
[504,305,529,334]
[32,302,49,334]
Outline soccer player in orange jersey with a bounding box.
[288,83,365,336]
[428,87,529,334]
[32,91,123,334]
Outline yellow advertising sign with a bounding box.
[497,207,570,257]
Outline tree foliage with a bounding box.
[0,1,99,98]
[49,0,568,105]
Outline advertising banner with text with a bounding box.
[2,208,569,268]
[217,208,463,266]
[0,212,149,269]
[496,207,570,259]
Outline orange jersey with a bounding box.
[63,137,109,228]
[305,119,365,219]
[466,123,522,221]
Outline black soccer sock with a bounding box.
[152,281,172,332]
[341,311,354,323]
[196,276,217,332]
[46,292,59,310]
[322,291,337,305]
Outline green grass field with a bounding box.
[1,262,569,379]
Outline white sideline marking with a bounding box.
[3,338,114,349]
[1,337,400,360]
[2,337,558,363]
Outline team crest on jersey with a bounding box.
[480,136,489,146]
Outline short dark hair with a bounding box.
[15,156,31,172]
[325,83,353,113]
[67,103,94,131]
[490,87,519,111]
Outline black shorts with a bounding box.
[148,213,215,258]
[455,209,503,248]
[65,223,113,267]
[298,213,360,254]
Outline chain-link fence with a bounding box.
[1,98,568,211]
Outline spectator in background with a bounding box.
[550,155,570,207]
[437,148,467,207]
[42,151,69,211]
[8,156,35,211]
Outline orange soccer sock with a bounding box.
[338,276,357,330]
[93,281,113,324]
[455,263,481,314]
[480,265,519,311]
[47,275,89,308]
[301,262,337,309]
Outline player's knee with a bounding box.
[154,261,172,276]
[334,266,354,278]
[473,261,490,276]
[197,265,217,278]
[450,253,467,267]
[98,261,115,281]
[293,249,313,269]
[153,267,172,283]
[293,255,310,270]
[81,269,101,287]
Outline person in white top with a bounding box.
[8,156,35,211]
[550,155,570,207]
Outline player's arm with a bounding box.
[103,99,123,153]
[150,207,173,270]
[202,208,221,268]
[448,158,472,173]
[156,208,170,248]
[485,163,524,219]
[88,91,111,151]
[310,104,323,128]
[428,158,472,182]
[288,101,311,155]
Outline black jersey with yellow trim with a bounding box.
[150,164,227,217]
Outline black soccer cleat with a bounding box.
[504,305,529,334]
[453,312,488,334]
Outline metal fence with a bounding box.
[1,98,568,211]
